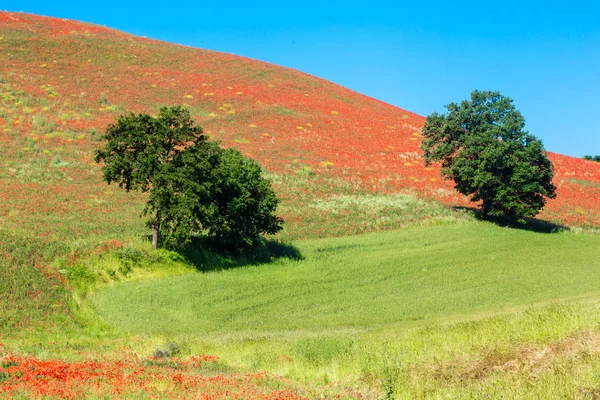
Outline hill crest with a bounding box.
[0,10,598,230]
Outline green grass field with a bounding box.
[83,219,600,398]
[92,220,600,336]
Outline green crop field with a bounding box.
[92,221,600,336]
[81,219,600,398]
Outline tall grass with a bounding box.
[0,229,73,335]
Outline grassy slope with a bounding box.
[86,221,600,398]
[0,10,598,236]
[1,11,600,399]
[0,10,598,333]
[93,221,600,336]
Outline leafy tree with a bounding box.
[421,90,556,222]
[583,155,600,162]
[149,141,283,250]
[95,106,282,250]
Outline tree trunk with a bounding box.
[152,208,161,249]
[481,199,491,218]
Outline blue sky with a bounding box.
[3,1,599,157]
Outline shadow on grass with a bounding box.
[452,206,567,234]
[179,238,303,273]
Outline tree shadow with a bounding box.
[178,238,303,273]
[452,206,567,234]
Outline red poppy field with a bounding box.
[0,352,310,400]
[1,11,598,235]
[1,11,599,399]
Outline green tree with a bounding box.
[150,141,283,250]
[94,106,282,250]
[421,90,556,222]
[204,146,283,250]
[583,155,600,162]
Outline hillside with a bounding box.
[1,11,600,399]
[1,11,599,233]
[1,10,598,331]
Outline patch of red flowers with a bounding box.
[0,354,305,399]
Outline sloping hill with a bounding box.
[1,11,598,229]
[0,11,599,331]
[2,12,600,399]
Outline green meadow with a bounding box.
[3,188,600,398]
[93,221,600,336]
[79,219,600,398]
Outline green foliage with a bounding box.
[94,105,205,192]
[147,141,283,250]
[205,148,284,250]
[421,90,556,222]
[94,106,282,251]
[583,155,600,162]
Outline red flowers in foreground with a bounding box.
[0,354,305,399]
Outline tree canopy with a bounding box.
[583,155,600,163]
[421,90,556,222]
[95,106,282,251]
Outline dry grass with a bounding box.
[421,329,600,384]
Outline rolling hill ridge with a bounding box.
[1,11,598,233]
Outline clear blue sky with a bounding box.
[3,1,599,157]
